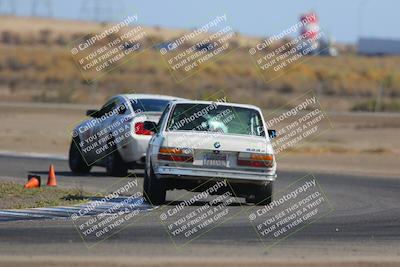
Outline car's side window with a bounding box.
[250,113,265,136]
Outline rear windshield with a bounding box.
[130,99,170,113]
[166,103,265,137]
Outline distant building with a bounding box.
[358,38,400,56]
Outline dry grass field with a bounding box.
[0,16,400,112]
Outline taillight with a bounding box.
[237,153,273,168]
[158,147,193,162]
[134,122,153,135]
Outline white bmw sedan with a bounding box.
[69,94,184,176]
[143,100,277,205]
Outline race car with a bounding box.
[68,94,184,176]
[142,100,277,205]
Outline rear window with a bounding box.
[166,103,265,137]
[130,99,170,113]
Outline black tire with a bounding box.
[143,169,149,196]
[247,182,273,205]
[69,137,91,174]
[105,149,128,177]
[143,163,166,205]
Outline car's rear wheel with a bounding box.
[69,137,91,174]
[143,163,166,205]
[105,149,128,177]
[247,182,273,205]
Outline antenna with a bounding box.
[31,0,53,18]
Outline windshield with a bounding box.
[130,99,170,113]
[167,103,265,137]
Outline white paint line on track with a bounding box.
[0,151,67,160]
[0,210,52,218]
[29,207,82,214]
[0,199,156,222]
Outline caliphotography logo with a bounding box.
[158,13,239,82]
[69,13,151,82]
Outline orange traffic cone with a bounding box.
[47,164,57,186]
[24,174,41,188]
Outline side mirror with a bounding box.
[268,129,277,139]
[143,121,158,133]
[86,109,99,117]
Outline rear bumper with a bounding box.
[154,165,276,182]
[119,135,151,162]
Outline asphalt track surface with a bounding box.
[0,154,399,260]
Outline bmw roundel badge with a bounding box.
[214,142,221,149]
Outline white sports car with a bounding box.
[143,100,277,205]
[69,94,184,176]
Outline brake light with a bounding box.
[237,153,273,168]
[134,122,153,135]
[158,154,193,162]
[158,147,193,162]
[159,147,182,154]
[250,154,274,161]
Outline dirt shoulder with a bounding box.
[279,152,400,178]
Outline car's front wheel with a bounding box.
[105,149,128,177]
[143,163,166,205]
[69,137,91,174]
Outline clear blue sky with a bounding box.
[4,0,399,43]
